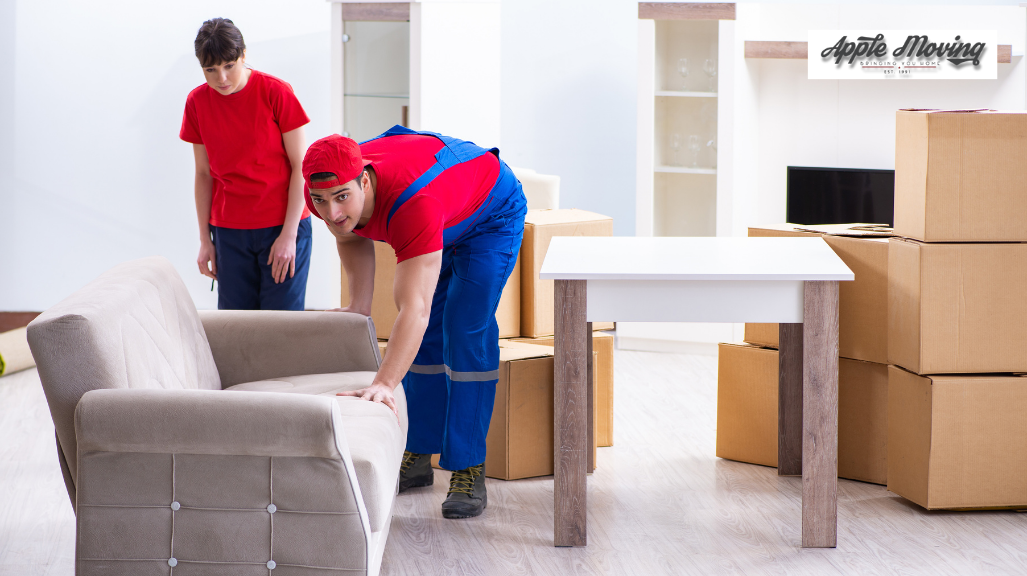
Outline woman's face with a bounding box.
[202,54,248,95]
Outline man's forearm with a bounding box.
[376,306,429,389]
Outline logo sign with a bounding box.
[808,30,997,79]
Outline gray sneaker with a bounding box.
[441,463,486,519]
[398,451,433,493]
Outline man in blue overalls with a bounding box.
[302,127,526,519]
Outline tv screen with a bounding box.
[786,167,894,227]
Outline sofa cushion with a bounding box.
[28,256,221,492]
[226,372,407,533]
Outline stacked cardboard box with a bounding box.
[717,343,888,484]
[511,331,615,447]
[363,209,617,477]
[718,222,892,485]
[379,339,599,480]
[887,109,1027,510]
[343,242,520,339]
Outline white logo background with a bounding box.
[808,30,997,80]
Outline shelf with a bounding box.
[344,93,410,99]
[339,2,410,22]
[638,2,736,21]
[656,90,718,98]
[744,41,1013,63]
[656,166,716,175]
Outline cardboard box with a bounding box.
[888,238,1027,374]
[520,209,614,337]
[716,343,888,484]
[382,340,597,480]
[888,365,1027,509]
[342,241,520,339]
[716,343,778,468]
[744,224,891,364]
[895,109,1027,243]
[510,331,615,447]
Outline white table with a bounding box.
[540,237,854,548]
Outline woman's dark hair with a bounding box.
[194,18,246,68]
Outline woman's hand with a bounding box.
[337,382,399,422]
[268,233,297,284]
[197,240,217,280]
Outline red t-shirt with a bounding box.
[180,70,311,229]
[353,134,500,262]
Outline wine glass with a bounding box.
[687,135,701,168]
[706,135,718,169]
[703,58,717,92]
[677,58,689,90]
[669,133,683,166]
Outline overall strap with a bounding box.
[364,126,499,229]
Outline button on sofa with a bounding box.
[27,256,406,576]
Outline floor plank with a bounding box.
[3,350,1027,575]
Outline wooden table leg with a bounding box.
[587,321,595,474]
[554,280,588,546]
[801,280,839,548]
[778,323,803,476]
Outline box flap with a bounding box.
[796,223,895,237]
[899,108,991,114]
[750,223,893,238]
[498,340,555,361]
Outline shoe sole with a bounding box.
[398,475,434,493]
[441,496,487,519]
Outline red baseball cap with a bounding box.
[302,134,373,219]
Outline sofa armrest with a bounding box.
[74,388,374,572]
[76,388,351,458]
[197,310,381,388]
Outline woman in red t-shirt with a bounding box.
[180,18,313,310]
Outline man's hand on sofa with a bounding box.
[337,382,399,422]
[329,305,371,316]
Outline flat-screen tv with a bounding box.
[786,166,894,227]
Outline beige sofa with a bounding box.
[27,256,407,576]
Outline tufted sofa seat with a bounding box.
[27,256,406,576]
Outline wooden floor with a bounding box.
[3,350,1027,575]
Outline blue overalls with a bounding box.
[365,126,527,471]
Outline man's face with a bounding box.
[308,172,369,237]
[202,55,247,95]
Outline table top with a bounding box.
[539,237,854,281]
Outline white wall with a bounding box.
[499,0,639,236]
[0,1,340,311]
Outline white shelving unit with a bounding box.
[637,9,731,238]
[624,2,741,353]
[329,0,500,146]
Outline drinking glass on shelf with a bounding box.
[677,58,689,90]
[703,58,717,92]
[687,135,701,168]
[669,133,683,166]
[706,135,718,169]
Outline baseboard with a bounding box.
[616,336,719,356]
